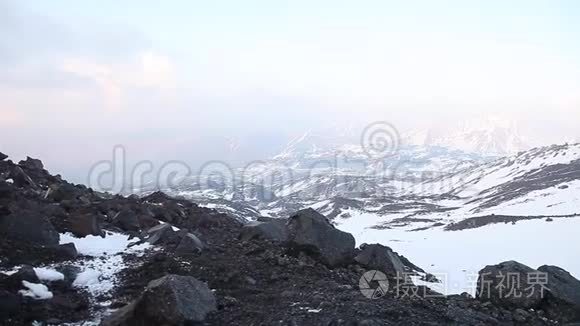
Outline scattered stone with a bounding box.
[57,243,78,259]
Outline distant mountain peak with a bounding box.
[403,116,531,155]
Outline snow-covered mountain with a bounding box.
[403,116,531,155]
[137,131,493,221]
[138,141,580,230]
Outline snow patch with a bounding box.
[60,232,150,257]
[59,231,151,296]
[19,281,53,300]
[336,210,580,296]
[34,267,65,282]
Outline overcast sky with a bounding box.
[2,0,580,183]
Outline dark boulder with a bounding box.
[0,210,59,246]
[102,274,217,325]
[49,183,81,202]
[0,152,7,161]
[286,208,356,267]
[239,219,288,242]
[355,244,407,277]
[146,223,177,245]
[476,261,544,309]
[113,210,140,232]
[11,265,40,284]
[538,265,580,322]
[56,243,78,259]
[18,157,44,171]
[69,213,104,237]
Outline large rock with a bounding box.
[0,152,7,161]
[0,211,59,246]
[476,261,544,309]
[286,208,355,267]
[538,265,580,322]
[102,274,217,325]
[240,220,288,242]
[355,244,407,277]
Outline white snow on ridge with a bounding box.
[336,210,580,296]
[411,143,580,197]
[481,179,580,216]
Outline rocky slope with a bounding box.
[1,152,579,325]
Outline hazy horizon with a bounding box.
[2,0,580,183]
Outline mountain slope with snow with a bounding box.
[403,116,531,155]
